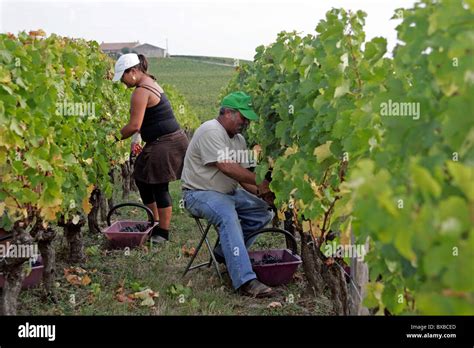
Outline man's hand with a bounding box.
[256,179,271,196]
[259,191,276,207]
[256,179,275,206]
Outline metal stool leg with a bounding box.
[182,217,223,282]
[202,233,223,282]
[182,219,211,276]
[208,233,220,268]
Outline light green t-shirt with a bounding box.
[181,119,251,194]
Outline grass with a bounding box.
[16,181,333,316]
[148,57,236,123]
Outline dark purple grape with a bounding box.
[252,253,281,265]
[119,223,150,232]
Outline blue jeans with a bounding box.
[183,188,273,289]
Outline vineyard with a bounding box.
[0,0,473,318]
[225,0,474,315]
[0,32,200,315]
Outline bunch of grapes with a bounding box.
[119,223,149,232]
[251,254,281,266]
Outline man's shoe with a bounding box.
[239,279,274,298]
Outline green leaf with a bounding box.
[364,37,387,63]
[447,162,474,202]
[411,164,441,198]
[334,80,350,98]
[423,244,451,277]
[9,118,23,136]
[0,49,13,64]
[438,196,470,236]
[37,159,53,172]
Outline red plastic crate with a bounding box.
[249,248,302,286]
[102,220,157,249]
[0,256,44,289]
[103,203,158,249]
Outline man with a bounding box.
[181,91,274,298]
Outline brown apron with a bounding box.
[133,129,189,184]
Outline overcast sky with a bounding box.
[0,0,416,60]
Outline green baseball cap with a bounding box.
[221,91,259,121]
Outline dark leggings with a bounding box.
[135,180,172,208]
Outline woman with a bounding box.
[113,53,189,242]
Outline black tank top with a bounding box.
[137,84,180,143]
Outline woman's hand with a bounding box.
[130,132,143,156]
[131,143,143,156]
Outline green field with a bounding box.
[148,57,237,123]
[171,55,236,65]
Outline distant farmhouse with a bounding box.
[100,41,168,58]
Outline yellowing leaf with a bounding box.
[132,288,158,300]
[81,184,95,215]
[313,141,333,163]
[74,267,87,274]
[340,217,352,245]
[66,274,82,286]
[40,205,61,221]
[82,198,92,215]
[29,29,46,37]
[130,288,158,307]
[181,245,196,257]
[277,210,285,220]
[310,180,323,199]
[81,274,91,286]
[267,301,282,309]
[0,67,11,84]
[284,145,298,157]
[4,196,18,210]
[140,296,155,307]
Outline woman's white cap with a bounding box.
[112,53,140,82]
